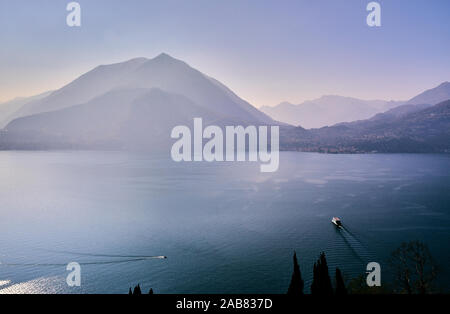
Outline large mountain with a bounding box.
[0,54,277,150]
[3,88,226,150]
[260,96,403,128]
[9,53,272,125]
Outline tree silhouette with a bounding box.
[287,251,304,295]
[335,268,347,295]
[149,288,154,294]
[389,241,438,294]
[128,287,132,295]
[132,284,142,295]
[310,252,333,295]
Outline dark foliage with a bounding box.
[129,284,155,295]
[310,252,333,295]
[335,268,347,295]
[131,284,142,295]
[287,251,304,295]
[389,241,438,294]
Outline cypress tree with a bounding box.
[133,284,142,295]
[128,287,132,295]
[319,252,333,295]
[310,262,319,294]
[311,252,333,295]
[149,288,154,294]
[287,251,304,295]
[335,268,347,295]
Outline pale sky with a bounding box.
[0,0,449,107]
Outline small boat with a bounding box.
[331,217,342,227]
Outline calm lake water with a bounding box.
[0,151,449,294]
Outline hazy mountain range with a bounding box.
[0,91,52,129]
[279,81,450,153]
[260,96,404,129]
[0,54,449,153]
[281,98,450,153]
[261,82,450,129]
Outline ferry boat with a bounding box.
[331,217,342,228]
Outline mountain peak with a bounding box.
[144,53,187,68]
[153,52,176,61]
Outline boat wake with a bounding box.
[0,258,158,267]
[42,249,167,259]
[336,226,375,264]
[0,250,167,267]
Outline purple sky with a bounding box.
[1,0,449,107]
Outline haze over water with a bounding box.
[0,151,449,293]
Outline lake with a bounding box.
[0,151,449,293]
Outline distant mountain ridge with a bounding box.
[260,95,404,129]
[281,99,450,153]
[0,91,52,129]
[261,82,450,129]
